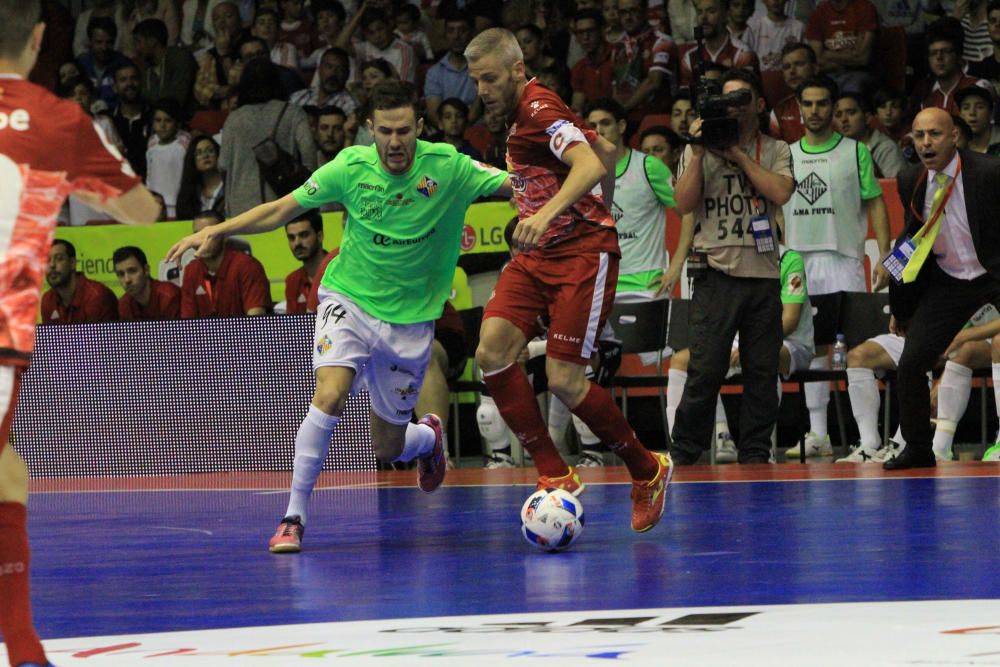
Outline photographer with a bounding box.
[665,68,795,464]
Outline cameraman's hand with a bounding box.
[687,118,705,157]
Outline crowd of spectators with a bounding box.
[34,0,1000,320]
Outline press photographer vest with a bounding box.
[614,150,669,286]
[783,135,867,260]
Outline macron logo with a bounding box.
[0,109,30,132]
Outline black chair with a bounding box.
[606,298,672,440]
[785,291,891,461]
[447,307,485,462]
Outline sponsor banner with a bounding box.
[52,202,518,307]
[14,600,1000,665]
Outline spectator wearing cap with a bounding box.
[914,17,995,115]
[956,84,1000,154]
[835,91,907,178]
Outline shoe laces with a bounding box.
[279,519,301,537]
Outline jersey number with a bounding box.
[321,303,348,327]
[717,218,744,241]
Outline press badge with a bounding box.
[881,238,916,284]
[750,215,775,254]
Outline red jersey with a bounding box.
[306,249,338,312]
[41,273,118,324]
[804,0,878,55]
[0,75,139,365]
[918,75,993,115]
[769,95,805,144]
[570,44,615,106]
[285,256,326,315]
[118,279,181,320]
[505,80,617,256]
[679,35,759,86]
[180,248,271,318]
[610,30,677,105]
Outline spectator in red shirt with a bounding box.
[913,17,995,115]
[179,211,271,318]
[768,42,818,143]
[570,9,614,113]
[679,0,758,86]
[42,240,118,324]
[613,0,677,118]
[804,0,878,94]
[113,246,181,320]
[284,209,325,314]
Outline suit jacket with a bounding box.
[144,46,198,112]
[889,148,1000,323]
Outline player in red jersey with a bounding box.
[0,1,159,663]
[465,28,673,533]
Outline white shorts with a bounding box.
[782,340,814,378]
[868,333,905,368]
[314,290,434,426]
[800,250,866,295]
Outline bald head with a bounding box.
[912,107,959,172]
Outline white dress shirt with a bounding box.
[925,152,988,280]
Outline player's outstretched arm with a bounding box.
[75,184,161,226]
[166,194,307,262]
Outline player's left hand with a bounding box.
[872,262,890,292]
[513,213,551,251]
[650,270,677,297]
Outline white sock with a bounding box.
[993,363,1000,423]
[666,368,687,434]
[477,395,512,455]
[805,356,831,437]
[547,395,572,448]
[847,367,881,451]
[394,422,436,463]
[714,394,730,435]
[892,425,905,446]
[285,405,339,525]
[933,361,973,457]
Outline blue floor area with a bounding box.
[28,475,1000,640]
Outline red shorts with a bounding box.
[0,367,21,454]
[485,250,619,365]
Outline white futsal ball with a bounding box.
[520,487,585,552]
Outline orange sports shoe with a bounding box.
[536,467,585,496]
[630,452,673,533]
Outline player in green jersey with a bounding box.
[167,81,511,553]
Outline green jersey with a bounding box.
[779,247,815,355]
[293,140,506,323]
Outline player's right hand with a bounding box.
[165,228,211,263]
[513,213,551,251]
[687,118,705,157]
[652,265,681,297]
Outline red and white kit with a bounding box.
[485,80,620,364]
[0,75,139,445]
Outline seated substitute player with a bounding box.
[466,28,673,533]
[283,209,326,315]
[113,246,181,320]
[0,0,161,662]
[179,211,272,318]
[167,81,511,553]
[42,239,118,324]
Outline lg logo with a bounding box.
[0,109,30,132]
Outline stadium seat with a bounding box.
[448,306,485,462]
[607,297,672,439]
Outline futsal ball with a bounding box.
[520,488,584,552]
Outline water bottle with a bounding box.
[831,334,847,370]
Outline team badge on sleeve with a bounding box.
[316,335,332,355]
[416,176,438,198]
[787,272,805,296]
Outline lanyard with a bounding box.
[749,134,763,215]
[907,155,961,236]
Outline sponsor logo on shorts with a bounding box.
[315,335,333,355]
[416,176,438,198]
[552,333,582,344]
[394,384,418,400]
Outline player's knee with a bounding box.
[475,340,511,372]
[312,384,348,416]
[670,348,690,372]
[847,343,876,369]
[0,447,29,504]
[546,365,589,408]
[372,436,404,463]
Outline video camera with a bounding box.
[685,27,752,150]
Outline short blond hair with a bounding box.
[464,27,523,67]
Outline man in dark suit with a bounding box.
[132,18,197,114]
[886,107,1000,469]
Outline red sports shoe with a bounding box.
[269,516,304,553]
[536,466,585,496]
[417,413,446,492]
[631,452,673,533]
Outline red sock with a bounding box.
[0,502,47,667]
[571,384,659,481]
[482,364,569,477]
